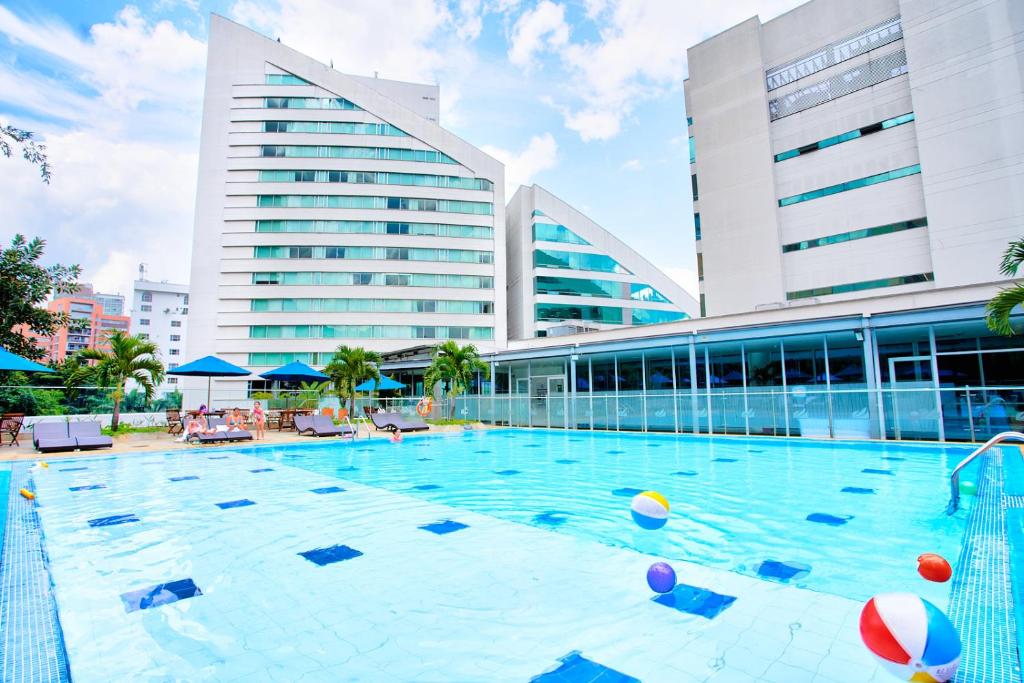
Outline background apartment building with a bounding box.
[687,0,1024,316]
[131,277,189,395]
[507,184,696,339]
[186,15,505,404]
[22,284,130,363]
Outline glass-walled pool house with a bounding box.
[383,287,1024,443]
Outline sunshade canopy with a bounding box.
[259,361,328,383]
[0,346,54,373]
[355,376,406,392]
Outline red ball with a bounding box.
[917,553,952,583]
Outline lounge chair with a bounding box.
[68,421,113,450]
[296,415,353,437]
[187,417,253,444]
[33,422,78,453]
[369,412,429,432]
[1,413,25,447]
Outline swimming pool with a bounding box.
[12,429,1007,681]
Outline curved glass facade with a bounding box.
[256,195,493,215]
[631,309,689,325]
[255,220,492,239]
[264,74,310,85]
[253,245,493,264]
[534,249,631,274]
[258,170,492,191]
[264,97,360,110]
[532,222,590,245]
[263,121,407,136]
[536,304,624,324]
[251,271,493,288]
[534,276,670,303]
[250,325,493,340]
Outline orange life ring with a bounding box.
[416,397,433,416]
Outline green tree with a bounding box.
[1,125,51,183]
[423,340,490,418]
[986,237,1024,336]
[324,345,381,415]
[77,332,165,431]
[0,234,81,360]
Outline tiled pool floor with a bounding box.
[28,451,892,682]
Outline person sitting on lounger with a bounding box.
[181,415,215,441]
[227,408,247,432]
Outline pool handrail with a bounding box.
[947,430,1024,514]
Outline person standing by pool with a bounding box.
[252,401,266,440]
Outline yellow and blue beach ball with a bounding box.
[630,491,670,530]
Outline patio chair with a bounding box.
[187,417,253,444]
[166,409,183,435]
[1,413,25,447]
[68,421,114,450]
[296,414,347,437]
[33,422,77,453]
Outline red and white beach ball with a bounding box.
[859,593,961,682]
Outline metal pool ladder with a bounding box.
[947,430,1024,514]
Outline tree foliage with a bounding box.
[0,234,81,360]
[1,125,51,183]
[986,237,1024,336]
[77,331,165,431]
[423,340,490,418]
[324,346,381,414]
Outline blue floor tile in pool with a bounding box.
[17,429,1009,681]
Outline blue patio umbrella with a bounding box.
[354,376,406,392]
[0,346,53,373]
[259,361,328,384]
[168,355,251,408]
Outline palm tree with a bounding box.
[423,340,490,418]
[986,237,1024,336]
[77,331,165,431]
[324,345,382,415]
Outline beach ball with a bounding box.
[916,554,952,583]
[860,593,961,682]
[959,480,977,496]
[630,491,670,530]
[646,562,676,593]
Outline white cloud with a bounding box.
[481,133,558,198]
[457,0,484,39]
[620,158,642,172]
[507,0,568,67]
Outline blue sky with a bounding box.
[0,0,804,298]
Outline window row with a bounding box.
[534,275,670,303]
[263,120,407,136]
[536,304,623,324]
[256,220,492,239]
[774,113,914,162]
[258,169,492,191]
[786,272,934,300]
[631,309,689,325]
[251,298,493,314]
[251,271,494,289]
[264,74,310,85]
[253,245,493,264]
[264,97,361,110]
[260,145,455,164]
[532,222,590,245]
[250,325,493,340]
[782,217,927,253]
[778,164,921,207]
[534,249,631,275]
[255,195,493,215]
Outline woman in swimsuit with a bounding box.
[252,401,266,440]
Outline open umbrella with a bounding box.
[354,376,406,392]
[259,361,328,383]
[168,355,251,409]
[0,346,54,373]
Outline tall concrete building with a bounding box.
[507,184,697,339]
[687,0,1024,316]
[131,278,189,395]
[19,284,130,363]
[187,15,505,403]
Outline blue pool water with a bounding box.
[21,429,994,681]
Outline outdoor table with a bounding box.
[279,408,314,430]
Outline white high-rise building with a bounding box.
[687,0,1024,317]
[131,279,189,395]
[507,184,697,339]
[187,15,505,404]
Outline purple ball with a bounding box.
[646,562,676,594]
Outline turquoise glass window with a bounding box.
[778,164,921,207]
[255,220,491,239]
[782,218,927,252]
[262,121,407,136]
[249,352,323,366]
[691,174,698,201]
[250,325,493,340]
[532,222,590,245]
[264,74,309,85]
[629,284,671,303]
[686,116,693,126]
[255,195,493,215]
[258,169,491,191]
[688,136,696,164]
[260,145,457,164]
[533,276,668,302]
[264,97,360,110]
[535,304,623,324]
[786,272,934,300]
[251,299,492,314]
[774,113,915,162]
[534,249,631,274]
[694,213,701,241]
[631,309,688,325]
[253,245,493,264]
[251,272,494,289]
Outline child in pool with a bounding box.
[390,428,403,443]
